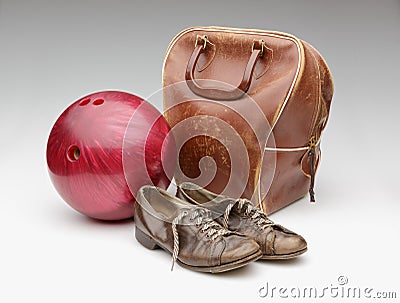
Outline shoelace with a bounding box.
[223,198,274,230]
[171,208,230,271]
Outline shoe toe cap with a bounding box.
[273,230,307,255]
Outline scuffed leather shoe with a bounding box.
[177,182,307,260]
[134,186,262,273]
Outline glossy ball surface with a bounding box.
[47,91,174,220]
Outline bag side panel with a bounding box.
[262,40,321,213]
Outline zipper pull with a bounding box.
[308,136,317,202]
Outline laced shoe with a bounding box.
[177,182,307,259]
[134,186,262,272]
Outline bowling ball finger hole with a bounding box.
[93,99,104,106]
[79,98,90,106]
[67,145,81,162]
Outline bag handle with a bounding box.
[185,35,266,100]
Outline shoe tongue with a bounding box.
[176,206,226,228]
[230,199,257,216]
[201,197,236,217]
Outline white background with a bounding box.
[1,1,399,302]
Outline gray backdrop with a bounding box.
[1,1,399,302]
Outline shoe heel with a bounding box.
[135,227,159,250]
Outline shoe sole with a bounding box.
[177,250,262,273]
[260,247,308,260]
[135,226,262,273]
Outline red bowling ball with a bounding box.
[47,91,175,220]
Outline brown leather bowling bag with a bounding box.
[162,26,333,214]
